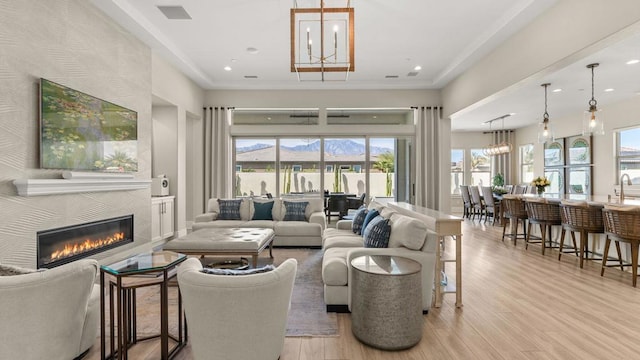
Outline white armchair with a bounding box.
[177,258,297,360]
[0,259,100,360]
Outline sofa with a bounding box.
[321,201,437,313]
[0,259,100,360]
[193,197,326,247]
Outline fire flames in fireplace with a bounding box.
[50,232,126,263]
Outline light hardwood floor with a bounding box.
[85,219,640,359]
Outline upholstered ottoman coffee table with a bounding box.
[350,255,423,350]
[164,228,274,268]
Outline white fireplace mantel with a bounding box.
[13,178,152,196]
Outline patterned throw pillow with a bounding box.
[283,201,308,221]
[217,199,242,220]
[252,201,274,220]
[201,264,275,276]
[351,207,368,235]
[361,209,380,237]
[363,215,391,248]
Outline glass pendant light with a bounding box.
[538,83,554,144]
[582,63,605,136]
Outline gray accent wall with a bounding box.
[0,0,152,267]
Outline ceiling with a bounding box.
[91,0,556,91]
[91,0,640,132]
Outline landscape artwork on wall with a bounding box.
[39,79,138,172]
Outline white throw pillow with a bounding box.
[379,207,397,219]
[388,213,428,250]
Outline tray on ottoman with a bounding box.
[164,228,274,268]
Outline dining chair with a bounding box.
[468,186,485,221]
[513,185,527,194]
[460,185,472,219]
[481,186,500,225]
[601,206,640,286]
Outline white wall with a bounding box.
[151,53,205,236]
[0,0,152,267]
[515,96,640,196]
[443,0,640,119]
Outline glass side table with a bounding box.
[100,250,187,360]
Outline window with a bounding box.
[451,149,464,195]
[325,165,333,172]
[519,144,534,184]
[352,165,362,173]
[234,139,276,196]
[617,127,640,185]
[369,138,395,198]
[280,138,320,194]
[470,149,491,186]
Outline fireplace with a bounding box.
[37,215,134,269]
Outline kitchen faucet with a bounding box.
[620,173,632,202]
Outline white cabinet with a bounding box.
[151,196,174,241]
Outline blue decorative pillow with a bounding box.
[217,199,242,220]
[351,207,368,235]
[363,216,391,248]
[283,201,308,221]
[252,201,274,220]
[201,264,275,276]
[361,209,380,237]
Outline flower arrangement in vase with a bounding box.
[531,176,551,195]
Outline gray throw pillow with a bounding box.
[217,199,242,220]
[283,201,308,221]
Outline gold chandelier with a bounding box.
[482,115,513,156]
[290,0,354,82]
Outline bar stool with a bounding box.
[601,206,640,287]
[524,198,562,255]
[501,195,528,245]
[558,201,604,268]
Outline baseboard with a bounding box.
[326,305,350,313]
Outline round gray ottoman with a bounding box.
[350,255,423,350]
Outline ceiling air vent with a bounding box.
[157,6,192,20]
[244,75,258,79]
[407,72,419,77]
[385,75,399,79]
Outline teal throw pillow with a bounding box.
[217,199,242,220]
[283,201,308,221]
[363,216,391,248]
[351,207,368,235]
[361,209,379,237]
[252,201,274,220]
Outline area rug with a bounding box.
[274,248,339,337]
[119,248,338,338]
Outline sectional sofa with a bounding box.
[321,201,437,313]
[192,197,326,247]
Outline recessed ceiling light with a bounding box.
[414,65,422,71]
[224,66,232,71]
[246,47,259,54]
[509,113,516,116]
[552,88,562,93]
[627,59,640,65]
[604,88,614,92]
